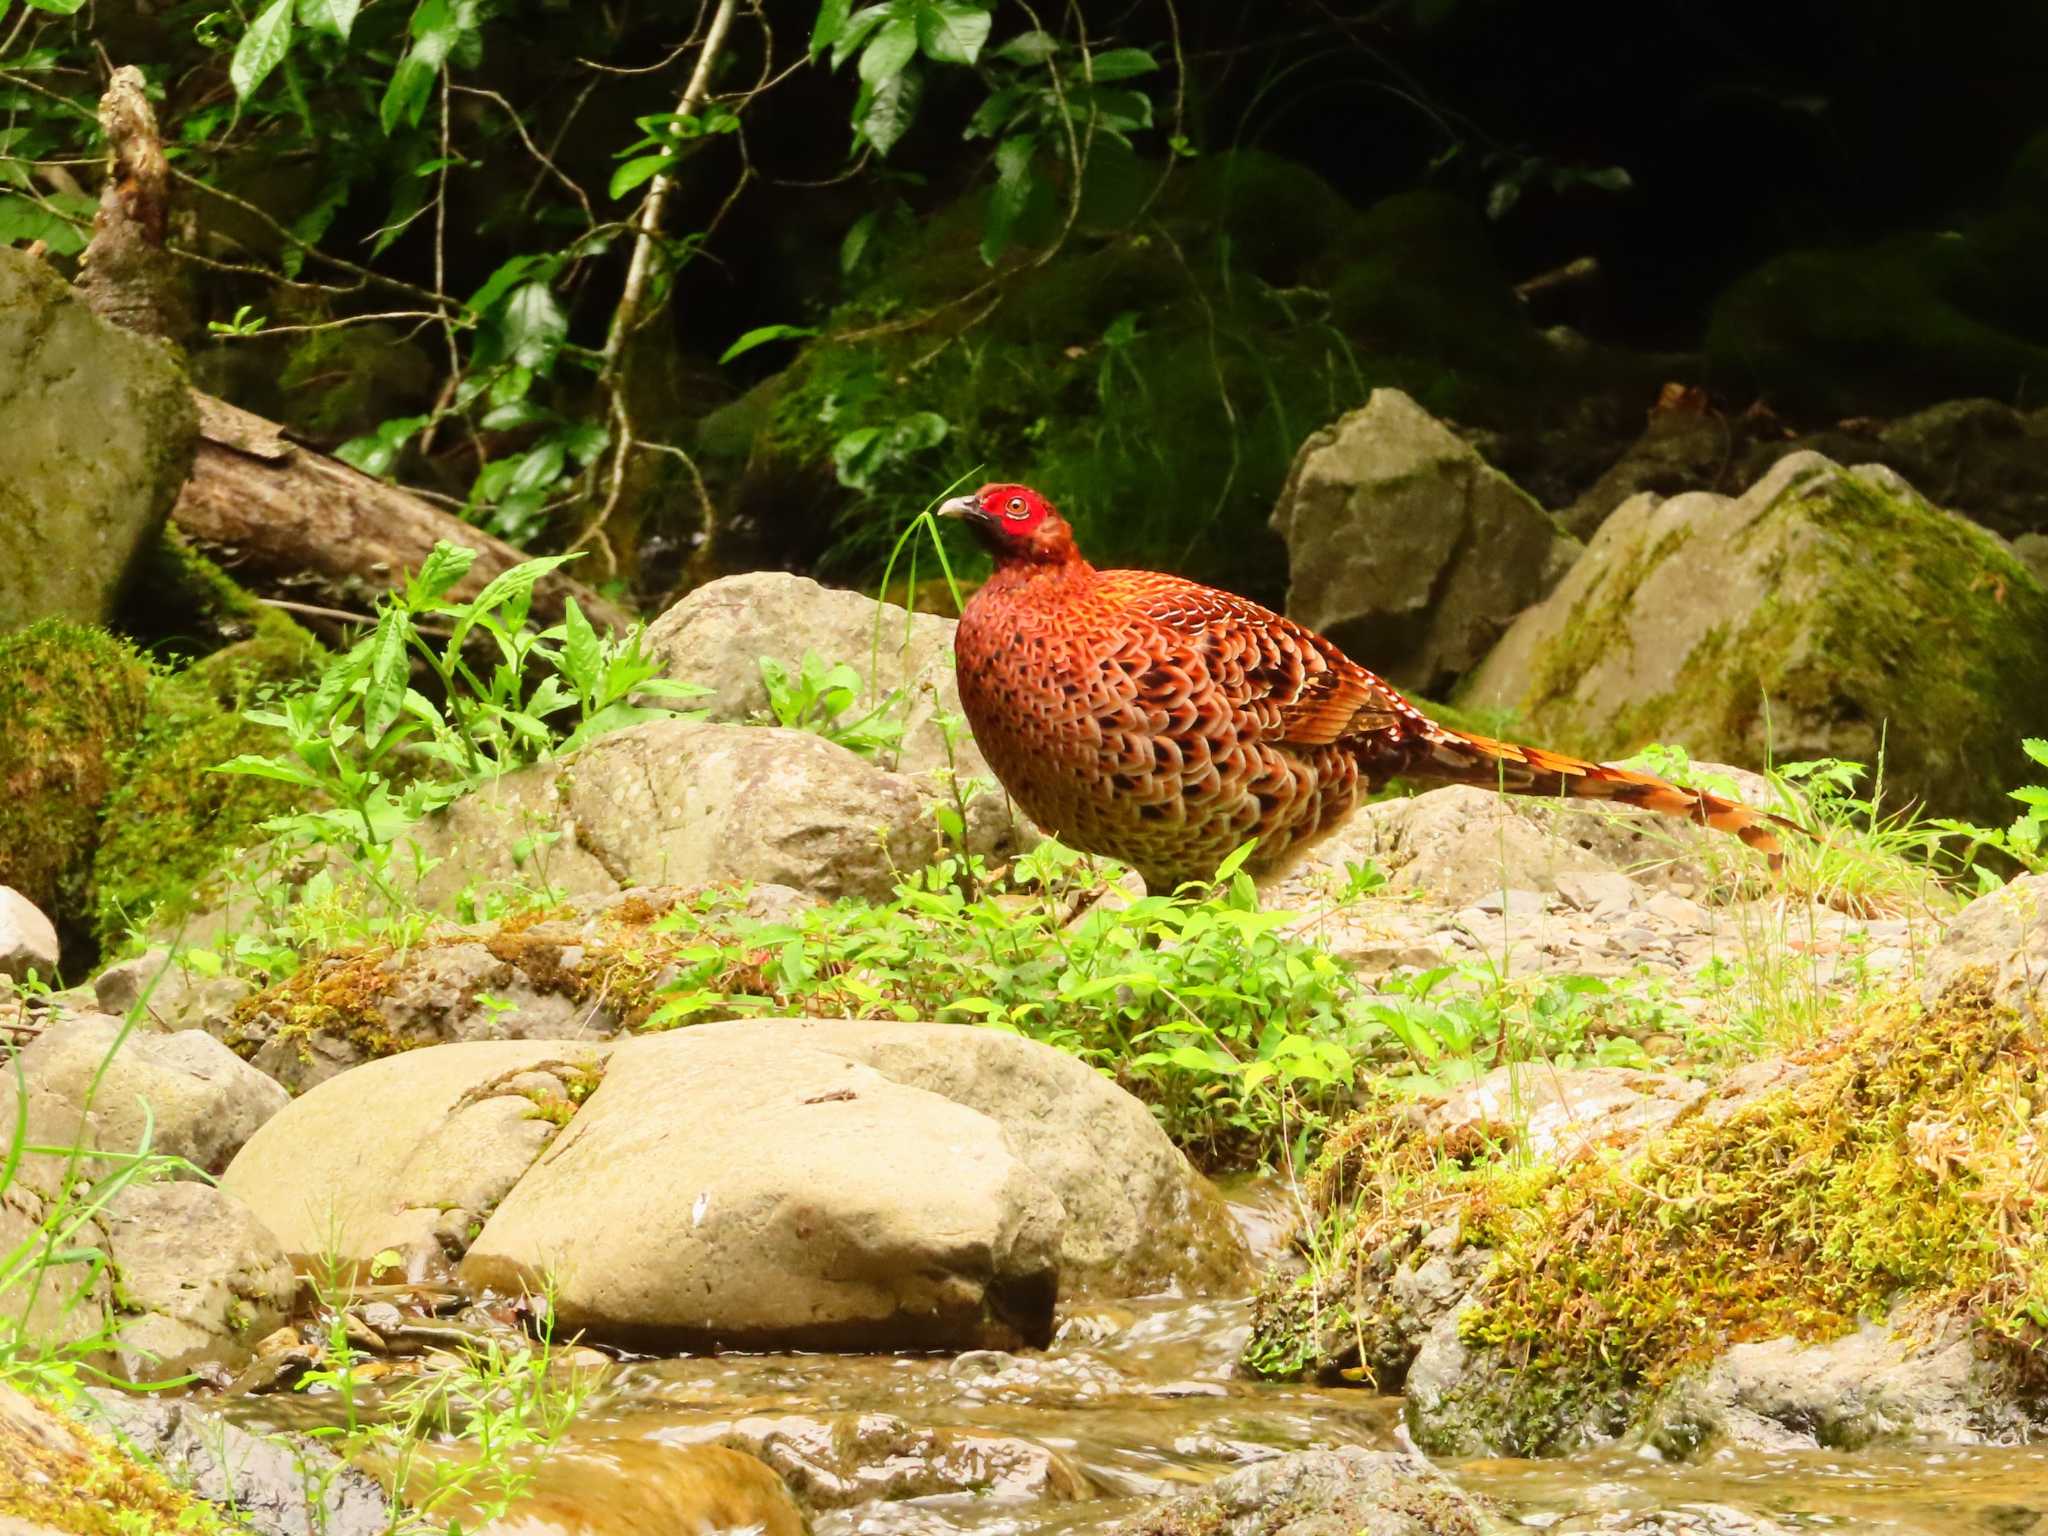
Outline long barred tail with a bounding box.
[1403,724,1795,863]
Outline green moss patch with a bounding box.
[0,620,151,933]
[0,1386,246,1535]
[1249,984,2048,1448]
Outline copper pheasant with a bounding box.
[943,483,1786,890]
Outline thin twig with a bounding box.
[601,0,740,375]
[453,85,596,229]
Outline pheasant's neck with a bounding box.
[982,554,1096,599]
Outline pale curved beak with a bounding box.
[937,495,980,521]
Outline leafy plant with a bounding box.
[757,651,907,761]
[213,542,703,869]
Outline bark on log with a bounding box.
[176,394,639,635]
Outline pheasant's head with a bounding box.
[939,483,1081,568]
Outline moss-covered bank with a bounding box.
[1247,983,2048,1454]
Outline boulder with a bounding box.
[1921,873,2047,1017]
[398,718,940,914]
[236,937,605,1094]
[1266,767,1774,910]
[643,571,1024,856]
[91,946,254,1031]
[17,1013,287,1177]
[0,1385,304,1536]
[1463,453,2048,825]
[1560,403,1731,540]
[460,1031,1063,1351]
[1270,390,1581,695]
[1640,1317,2031,1455]
[221,1041,610,1278]
[103,1181,296,1378]
[0,250,198,629]
[683,1018,1250,1296]
[1112,1446,1493,1536]
[0,888,59,984]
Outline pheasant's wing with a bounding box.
[1108,575,1420,747]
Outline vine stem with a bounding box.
[601,0,740,374]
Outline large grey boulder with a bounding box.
[682,1018,1250,1297]
[1113,1446,1494,1536]
[17,1013,287,1176]
[0,250,197,628]
[643,571,1025,857]
[460,1030,1064,1351]
[222,1040,610,1277]
[1921,873,2046,1017]
[1270,389,1581,694]
[1463,453,2048,825]
[399,717,940,913]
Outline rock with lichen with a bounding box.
[1269,389,1582,695]
[1462,452,2048,825]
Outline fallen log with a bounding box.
[174,393,639,636]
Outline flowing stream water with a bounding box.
[235,1181,2048,1534]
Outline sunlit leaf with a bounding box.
[717,323,820,365]
[230,0,295,102]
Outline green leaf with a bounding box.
[363,607,410,742]
[466,254,545,317]
[980,133,1036,264]
[231,0,296,102]
[408,542,479,605]
[992,28,1056,63]
[452,556,578,648]
[2023,737,2048,768]
[858,62,921,156]
[0,193,86,255]
[20,0,88,12]
[964,82,1028,139]
[829,4,891,69]
[297,0,362,39]
[859,12,919,86]
[913,0,990,65]
[498,282,567,371]
[839,209,880,275]
[1084,46,1156,81]
[609,153,670,200]
[810,0,852,56]
[717,323,819,365]
[560,598,603,694]
[380,52,437,133]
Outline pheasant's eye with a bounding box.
[1005,496,1028,519]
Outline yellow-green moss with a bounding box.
[0,1387,246,1535]
[1251,985,2048,1449]
[0,621,151,935]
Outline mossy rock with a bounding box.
[1252,982,2048,1457]
[1461,452,2048,825]
[0,249,198,630]
[702,151,1615,595]
[0,621,151,934]
[1706,131,2048,416]
[0,1383,246,1536]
